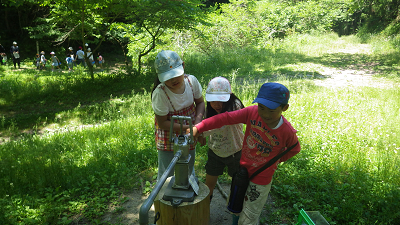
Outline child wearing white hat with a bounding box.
[10,41,20,69]
[50,52,61,71]
[40,51,47,70]
[202,77,245,201]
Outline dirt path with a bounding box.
[313,40,397,89]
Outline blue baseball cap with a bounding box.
[252,83,290,109]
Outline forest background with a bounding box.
[1,0,400,224]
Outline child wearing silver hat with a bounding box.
[151,50,205,181]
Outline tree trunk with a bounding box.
[137,35,156,76]
[137,54,142,75]
[79,1,94,79]
[5,10,10,31]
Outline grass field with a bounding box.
[1,32,400,224]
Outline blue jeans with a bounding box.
[76,58,85,67]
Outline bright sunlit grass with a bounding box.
[274,85,400,223]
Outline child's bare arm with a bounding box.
[155,114,189,133]
[194,96,205,125]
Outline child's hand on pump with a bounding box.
[186,127,206,146]
[186,127,199,138]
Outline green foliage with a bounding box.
[116,0,209,73]
[349,0,400,34]
[183,0,354,55]
[0,63,154,137]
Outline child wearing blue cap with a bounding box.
[189,82,301,225]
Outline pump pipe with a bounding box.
[139,116,194,225]
[139,150,182,225]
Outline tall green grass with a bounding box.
[1,32,400,224]
[0,91,156,224]
[275,85,400,224]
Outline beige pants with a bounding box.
[238,180,272,225]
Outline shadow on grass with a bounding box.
[0,119,157,193]
[0,67,154,133]
[313,51,400,77]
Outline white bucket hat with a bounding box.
[154,50,184,83]
[13,41,17,45]
[68,47,73,50]
[206,77,232,102]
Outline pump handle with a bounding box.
[169,116,194,144]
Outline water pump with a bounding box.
[162,116,199,206]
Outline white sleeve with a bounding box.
[151,87,170,116]
[188,75,203,99]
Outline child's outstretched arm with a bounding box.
[187,107,248,136]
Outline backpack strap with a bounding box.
[249,141,299,180]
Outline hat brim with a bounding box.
[158,65,184,83]
[206,93,231,102]
[252,98,281,109]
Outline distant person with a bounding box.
[10,41,20,69]
[76,46,85,67]
[97,52,103,71]
[40,51,47,70]
[35,53,40,69]
[0,43,6,65]
[68,47,76,66]
[66,53,73,72]
[50,52,61,71]
[1,53,7,66]
[87,48,94,66]
[201,77,245,202]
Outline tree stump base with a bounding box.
[154,176,210,225]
